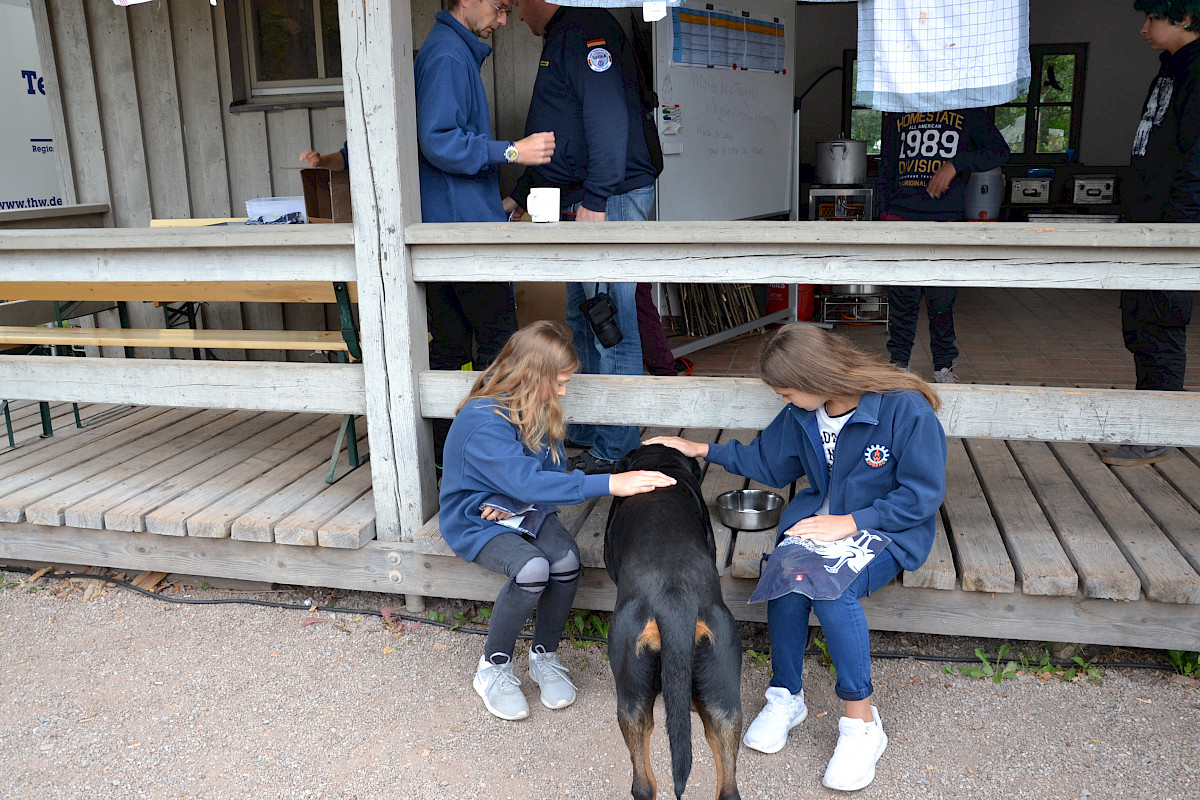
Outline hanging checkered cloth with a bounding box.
[855,0,1030,111]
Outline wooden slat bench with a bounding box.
[0,280,363,482]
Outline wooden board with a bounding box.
[1104,447,1200,580]
[0,326,350,351]
[317,491,377,549]
[21,409,241,526]
[903,513,957,591]
[102,413,314,532]
[1052,442,1200,605]
[0,281,356,304]
[144,416,343,535]
[0,406,171,481]
[1008,440,1141,601]
[941,438,1015,594]
[272,466,374,547]
[965,438,1077,597]
[422,371,1200,448]
[186,419,368,538]
[1150,449,1200,574]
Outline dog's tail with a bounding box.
[656,600,713,799]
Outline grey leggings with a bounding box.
[472,513,581,659]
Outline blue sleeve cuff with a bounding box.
[581,473,611,497]
[488,140,510,165]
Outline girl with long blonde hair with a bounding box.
[648,323,946,791]
[441,321,675,721]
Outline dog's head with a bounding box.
[614,443,703,488]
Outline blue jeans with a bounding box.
[566,185,654,462]
[766,548,902,702]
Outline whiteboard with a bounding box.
[653,0,796,221]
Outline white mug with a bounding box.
[526,187,561,223]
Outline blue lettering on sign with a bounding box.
[30,138,54,155]
[21,69,46,95]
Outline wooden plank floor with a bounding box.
[0,402,372,548]
[416,429,1200,608]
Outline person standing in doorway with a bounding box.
[876,109,1010,383]
[1105,0,1200,467]
[504,0,659,474]
[414,0,555,473]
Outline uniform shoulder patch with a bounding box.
[586,38,606,47]
[586,47,612,73]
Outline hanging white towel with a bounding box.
[855,0,1030,112]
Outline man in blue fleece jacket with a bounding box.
[414,0,555,470]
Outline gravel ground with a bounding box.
[1,566,1197,800]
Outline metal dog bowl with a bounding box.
[715,489,785,531]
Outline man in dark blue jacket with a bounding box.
[414,0,555,470]
[506,0,658,473]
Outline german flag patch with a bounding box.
[586,38,606,47]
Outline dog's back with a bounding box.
[606,444,742,800]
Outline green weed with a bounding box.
[564,610,611,648]
[812,634,836,678]
[746,648,771,669]
[427,610,445,624]
[1166,650,1200,677]
[943,644,1018,683]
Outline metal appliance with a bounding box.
[807,186,873,221]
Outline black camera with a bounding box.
[579,288,623,349]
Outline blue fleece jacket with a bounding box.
[439,397,611,562]
[705,391,947,571]
[414,11,509,223]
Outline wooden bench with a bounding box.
[0,280,363,482]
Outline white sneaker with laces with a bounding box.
[528,645,577,709]
[822,706,888,791]
[742,686,807,754]
[473,654,529,721]
[933,367,959,384]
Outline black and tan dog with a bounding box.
[604,444,742,800]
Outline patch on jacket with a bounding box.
[586,38,606,47]
[539,60,549,67]
[587,47,612,73]
[863,444,891,468]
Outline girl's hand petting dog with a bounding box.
[609,470,677,496]
[642,436,710,459]
[784,513,859,542]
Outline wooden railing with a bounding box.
[4,220,1200,549]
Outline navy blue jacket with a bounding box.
[512,8,657,212]
[876,108,1010,221]
[414,11,509,223]
[705,391,947,571]
[1127,38,1200,223]
[440,397,611,562]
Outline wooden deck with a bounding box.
[2,406,1199,650]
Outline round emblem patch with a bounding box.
[863,444,891,468]
[587,47,612,73]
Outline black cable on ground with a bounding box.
[0,565,1181,672]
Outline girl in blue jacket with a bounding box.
[440,321,674,722]
[647,323,946,792]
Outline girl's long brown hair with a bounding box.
[759,323,941,411]
[457,321,581,462]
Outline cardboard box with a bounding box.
[301,168,353,223]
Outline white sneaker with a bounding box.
[822,706,888,791]
[933,367,959,384]
[473,654,529,721]
[742,686,807,753]
[528,645,577,709]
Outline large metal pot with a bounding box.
[832,284,886,296]
[815,138,868,185]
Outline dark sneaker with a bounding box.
[1102,444,1170,467]
[673,357,694,375]
[569,451,617,474]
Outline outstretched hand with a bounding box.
[642,436,709,459]
[609,470,676,497]
[782,513,858,542]
[926,161,958,199]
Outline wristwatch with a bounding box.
[504,142,519,164]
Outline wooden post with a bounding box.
[338,0,436,553]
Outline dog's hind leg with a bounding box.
[693,609,743,800]
[696,705,741,800]
[617,704,657,800]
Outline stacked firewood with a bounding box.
[678,283,762,337]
